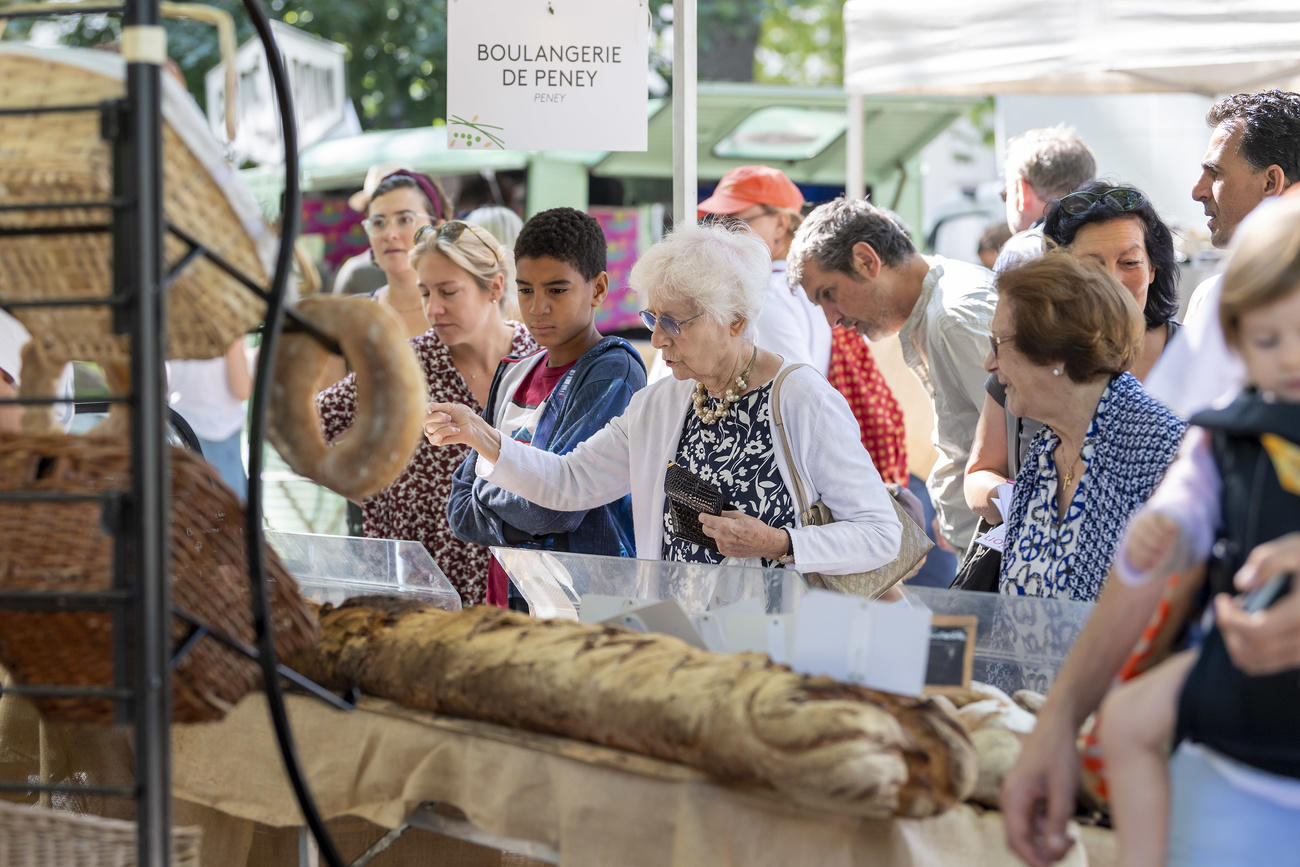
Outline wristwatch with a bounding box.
[776,528,795,566]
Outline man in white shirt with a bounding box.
[789,198,994,553]
[1145,91,1300,417]
[1001,89,1300,867]
[696,165,832,377]
[993,125,1097,273]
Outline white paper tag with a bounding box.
[766,615,792,664]
[994,481,1015,523]
[601,599,707,649]
[973,521,1007,553]
[692,612,728,652]
[861,603,933,695]
[788,590,931,695]
[579,594,640,624]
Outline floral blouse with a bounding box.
[662,383,796,567]
[317,323,536,606]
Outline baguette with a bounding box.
[293,598,976,818]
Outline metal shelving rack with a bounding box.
[0,0,172,862]
[0,2,353,863]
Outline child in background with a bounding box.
[1098,193,1300,867]
[448,207,646,607]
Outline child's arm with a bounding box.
[446,451,510,546]
[1115,427,1221,586]
[1122,512,1184,576]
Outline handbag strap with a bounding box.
[1004,407,1021,477]
[770,364,813,517]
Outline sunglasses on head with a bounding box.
[1057,187,1146,217]
[638,309,706,337]
[415,220,501,267]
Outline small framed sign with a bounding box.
[924,615,977,693]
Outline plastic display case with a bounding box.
[904,586,1095,695]
[267,531,461,611]
[491,547,808,620]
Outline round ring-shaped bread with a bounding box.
[268,295,427,502]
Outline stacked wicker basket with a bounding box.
[0,42,315,864]
[0,44,272,371]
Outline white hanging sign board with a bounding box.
[446,0,648,152]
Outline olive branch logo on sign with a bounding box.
[448,115,506,150]
[446,0,649,152]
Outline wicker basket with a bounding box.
[0,44,272,365]
[0,800,200,867]
[0,434,318,724]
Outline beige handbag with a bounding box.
[771,365,933,599]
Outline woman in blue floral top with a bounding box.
[990,252,1185,602]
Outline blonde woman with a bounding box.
[317,220,535,605]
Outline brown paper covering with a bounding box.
[1,687,1114,866]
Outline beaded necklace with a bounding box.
[692,345,758,424]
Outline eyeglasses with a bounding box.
[701,207,779,229]
[639,309,706,337]
[733,206,777,225]
[415,220,502,268]
[360,211,434,236]
[989,332,1015,358]
[1057,187,1146,217]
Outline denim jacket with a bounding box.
[448,335,645,557]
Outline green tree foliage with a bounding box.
[754,1,843,86]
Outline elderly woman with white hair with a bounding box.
[424,222,902,574]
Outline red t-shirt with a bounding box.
[487,352,577,606]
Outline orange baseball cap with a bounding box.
[697,165,804,217]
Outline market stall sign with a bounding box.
[446,0,649,152]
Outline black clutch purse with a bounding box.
[664,461,726,551]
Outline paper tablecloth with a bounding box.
[1,688,1115,866]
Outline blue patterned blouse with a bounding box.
[999,373,1186,602]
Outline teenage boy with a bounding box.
[448,207,647,607]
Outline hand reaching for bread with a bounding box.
[424,401,503,461]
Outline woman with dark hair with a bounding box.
[1043,181,1180,378]
[964,183,1181,531]
[363,169,454,338]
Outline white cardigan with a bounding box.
[477,363,902,575]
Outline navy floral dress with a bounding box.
[662,383,796,566]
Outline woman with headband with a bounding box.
[361,169,455,338]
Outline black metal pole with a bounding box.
[239,1,346,863]
[119,0,171,863]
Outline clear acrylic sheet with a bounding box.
[905,585,1095,695]
[267,531,462,611]
[491,547,808,621]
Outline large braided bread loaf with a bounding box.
[292,598,976,818]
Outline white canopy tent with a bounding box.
[840,0,1300,198]
[842,0,1300,98]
